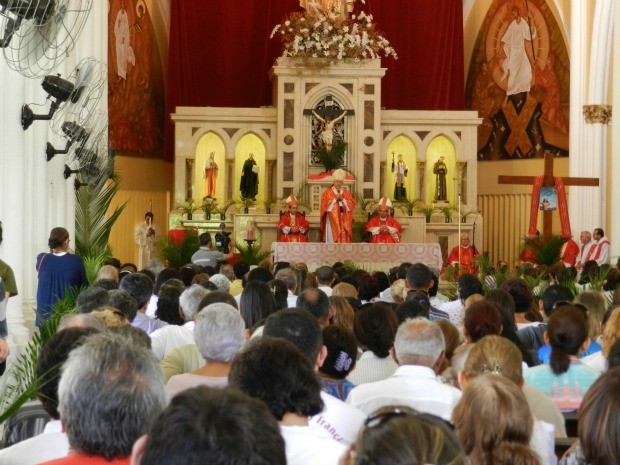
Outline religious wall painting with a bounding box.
[234,134,266,205]
[192,132,225,204]
[385,135,416,202]
[425,136,456,205]
[465,0,569,161]
[307,95,351,169]
[108,0,167,157]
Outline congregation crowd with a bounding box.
[1,223,620,465]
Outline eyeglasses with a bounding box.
[364,407,454,431]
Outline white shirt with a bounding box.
[346,350,398,385]
[531,419,557,465]
[592,236,611,265]
[150,321,195,361]
[318,285,333,297]
[581,351,605,373]
[280,424,348,465]
[287,290,298,308]
[346,365,462,421]
[575,241,594,267]
[309,391,365,445]
[0,420,68,464]
[145,294,158,318]
[436,299,466,328]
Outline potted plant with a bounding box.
[393,196,418,217]
[176,200,196,220]
[263,197,277,214]
[437,204,455,223]
[201,197,218,220]
[459,208,479,224]
[315,141,346,173]
[414,202,436,222]
[238,197,255,214]
[159,232,200,268]
[216,199,236,220]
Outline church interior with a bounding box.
[0,0,620,374]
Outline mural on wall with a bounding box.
[465,0,569,161]
[108,0,167,156]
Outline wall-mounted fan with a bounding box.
[60,110,111,189]
[21,57,106,131]
[0,0,93,78]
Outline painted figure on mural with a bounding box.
[320,169,356,243]
[364,197,401,244]
[433,156,447,201]
[392,153,408,200]
[114,0,135,81]
[240,153,259,200]
[533,53,568,134]
[109,0,164,155]
[278,195,309,243]
[203,152,218,198]
[312,110,346,152]
[501,5,537,102]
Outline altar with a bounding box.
[170,27,482,263]
[271,242,443,272]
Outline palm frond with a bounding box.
[75,177,127,258]
[315,142,346,172]
[0,288,80,423]
[234,240,271,266]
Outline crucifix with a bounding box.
[498,153,599,238]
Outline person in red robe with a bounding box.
[320,169,356,243]
[560,236,580,267]
[364,197,401,243]
[447,233,480,275]
[277,195,309,242]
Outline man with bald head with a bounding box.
[446,233,480,275]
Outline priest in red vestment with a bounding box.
[364,197,401,243]
[446,233,480,275]
[277,195,309,242]
[560,236,580,267]
[320,169,356,243]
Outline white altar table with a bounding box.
[270,242,443,272]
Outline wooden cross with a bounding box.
[498,153,599,238]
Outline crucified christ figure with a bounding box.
[312,109,346,151]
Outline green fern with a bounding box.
[234,240,271,266]
[521,234,567,267]
[315,141,346,173]
[159,232,200,268]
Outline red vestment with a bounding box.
[447,245,480,275]
[277,212,309,242]
[320,186,356,243]
[364,215,401,243]
[561,239,579,267]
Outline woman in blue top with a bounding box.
[524,305,599,411]
[36,227,88,327]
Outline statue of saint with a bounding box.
[433,156,447,201]
[312,109,346,152]
[203,152,218,198]
[240,153,259,200]
[391,153,408,200]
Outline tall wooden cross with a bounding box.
[498,153,599,238]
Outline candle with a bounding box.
[246,226,255,240]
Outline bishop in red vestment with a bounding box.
[364,197,401,243]
[320,169,356,243]
[277,195,309,242]
[447,233,480,275]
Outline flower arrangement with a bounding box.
[270,3,397,65]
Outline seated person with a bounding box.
[364,197,401,243]
[277,195,309,242]
[446,233,480,275]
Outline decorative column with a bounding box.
[0,3,107,354]
[569,0,613,237]
[416,161,426,201]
